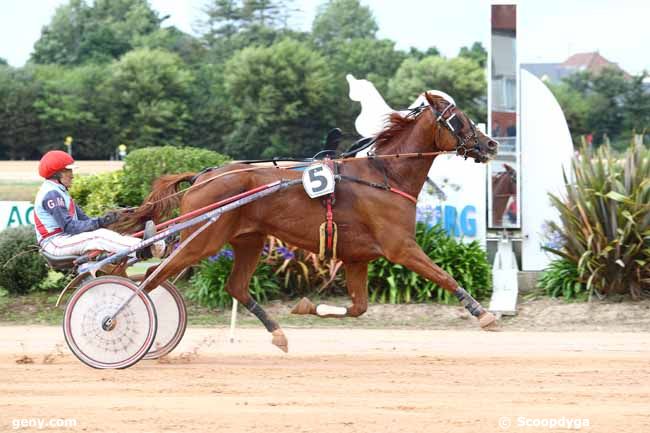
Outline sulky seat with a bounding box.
[40,250,81,271]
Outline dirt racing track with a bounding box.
[1,326,649,433]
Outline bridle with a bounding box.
[139,100,492,208]
[431,102,486,162]
[407,100,487,163]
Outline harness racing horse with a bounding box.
[491,163,518,226]
[118,92,499,352]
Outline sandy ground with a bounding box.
[1,326,649,433]
[0,161,123,181]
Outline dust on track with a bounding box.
[1,327,649,433]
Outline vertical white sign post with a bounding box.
[489,232,519,314]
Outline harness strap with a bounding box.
[338,175,418,204]
[319,159,338,261]
[388,187,418,204]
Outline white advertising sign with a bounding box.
[418,155,487,247]
[520,69,574,271]
[0,201,35,230]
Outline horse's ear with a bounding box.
[424,90,456,107]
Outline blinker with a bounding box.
[447,115,463,132]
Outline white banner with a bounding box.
[0,201,35,230]
[418,155,487,247]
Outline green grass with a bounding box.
[0,181,40,201]
[0,287,359,327]
[0,279,450,329]
[127,259,161,277]
[0,291,63,325]
[0,264,484,329]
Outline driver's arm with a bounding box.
[42,191,100,235]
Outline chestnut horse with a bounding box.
[119,92,499,352]
[491,163,517,226]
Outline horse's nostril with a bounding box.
[488,140,498,150]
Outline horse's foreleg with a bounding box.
[229,234,288,353]
[388,242,497,330]
[292,261,368,318]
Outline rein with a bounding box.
[139,150,452,209]
[139,100,483,209]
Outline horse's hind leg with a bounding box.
[388,241,497,330]
[228,233,288,353]
[292,261,368,318]
[138,213,239,293]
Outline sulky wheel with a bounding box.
[63,276,157,369]
[129,275,187,360]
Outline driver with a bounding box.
[34,150,164,258]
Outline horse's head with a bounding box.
[424,92,498,163]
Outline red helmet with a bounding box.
[38,150,76,179]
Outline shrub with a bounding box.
[262,237,344,297]
[188,248,280,309]
[69,171,125,217]
[368,223,492,304]
[188,226,491,306]
[120,146,231,206]
[37,270,74,292]
[545,143,650,298]
[187,236,344,308]
[0,226,48,294]
[537,259,587,300]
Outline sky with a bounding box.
[1,0,649,75]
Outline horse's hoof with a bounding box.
[271,330,288,353]
[291,297,316,315]
[478,311,499,331]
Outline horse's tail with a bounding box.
[116,172,197,233]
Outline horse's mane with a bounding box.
[374,112,417,151]
[374,93,449,153]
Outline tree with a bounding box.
[31,0,160,65]
[458,42,487,68]
[0,57,7,66]
[240,0,285,28]
[134,27,207,65]
[312,0,378,47]
[547,81,591,143]
[223,38,335,158]
[32,64,113,158]
[331,39,406,94]
[200,0,296,62]
[387,56,487,123]
[325,38,407,138]
[548,67,650,148]
[0,67,45,159]
[583,68,628,144]
[102,48,195,151]
[185,63,233,152]
[407,46,441,61]
[201,0,245,43]
[623,72,650,133]
[553,68,640,145]
[31,0,91,65]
